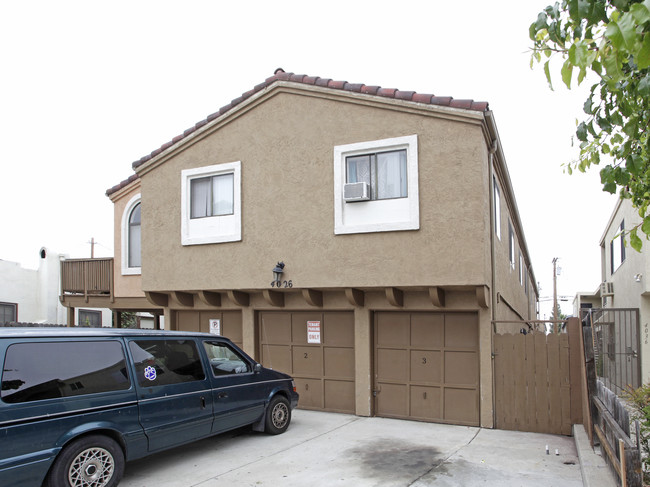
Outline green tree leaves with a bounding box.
[531,0,650,247]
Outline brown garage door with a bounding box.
[259,311,355,413]
[374,312,479,426]
[175,310,243,348]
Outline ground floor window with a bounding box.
[79,309,102,327]
[0,302,17,323]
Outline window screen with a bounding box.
[129,339,205,386]
[79,310,102,327]
[1,341,130,404]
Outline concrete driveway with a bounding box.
[119,410,597,487]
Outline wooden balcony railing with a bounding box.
[61,258,114,302]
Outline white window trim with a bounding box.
[508,221,515,270]
[493,177,501,240]
[611,220,625,274]
[181,161,242,246]
[334,135,419,234]
[121,193,142,276]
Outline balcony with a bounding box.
[61,258,114,302]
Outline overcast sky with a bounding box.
[0,0,618,318]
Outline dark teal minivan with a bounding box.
[0,328,299,487]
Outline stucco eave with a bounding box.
[107,177,141,203]
[599,197,623,246]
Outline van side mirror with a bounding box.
[253,363,262,373]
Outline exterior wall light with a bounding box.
[635,273,643,282]
[272,262,285,287]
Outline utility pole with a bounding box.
[90,238,95,259]
[552,257,558,331]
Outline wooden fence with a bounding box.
[494,319,582,435]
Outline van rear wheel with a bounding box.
[45,435,124,487]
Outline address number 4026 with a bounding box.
[270,280,293,288]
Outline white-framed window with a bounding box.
[121,194,142,275]
[493,177,501,240]
[610,220,625,274]
[181,161,241,245]
[334,135,419,234]
[519,252,524,285]
[508,221,515,270]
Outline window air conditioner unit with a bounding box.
[343,182,370,202]
[600,282,614,296]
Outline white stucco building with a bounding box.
[0,248,111,327]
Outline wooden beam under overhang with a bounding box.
[61,294,162,311]
[386,287,404,307]
[263,290,284,307]
[302,289,323,307]
[429,287,445,307]
[172,291,194,307]
[345,288,365,307]
[227,290,250,307]
[146,291,169,307]
[198,290,221,307]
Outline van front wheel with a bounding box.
[264,395,291,435]
[45,435,124,487]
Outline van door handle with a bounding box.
[217,392,228,399]
[200,396,206,409]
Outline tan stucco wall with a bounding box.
[139,91,492,293]
[492,172,536,324]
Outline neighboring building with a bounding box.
[594,198,648,384]
[0,248,111,327]
[75,69,538,428]
[573,289,602,317]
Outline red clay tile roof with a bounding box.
[106,173,139,197]
[107,68,489,196]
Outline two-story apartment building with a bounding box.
[73,69,537,428]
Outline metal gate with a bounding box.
[581,308,640,395]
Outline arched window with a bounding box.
[121,194,142,275]
[128,202,141,268]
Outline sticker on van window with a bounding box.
[144,366,157,381]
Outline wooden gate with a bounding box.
[494,319,582,435]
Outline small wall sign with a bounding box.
[307,321,321,344]
[209,319,221,335]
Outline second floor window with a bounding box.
[346,149,407,200]
[611,220,625,274]
[190,173,234,218]
[493,177,501,240]
[128,202,141,268]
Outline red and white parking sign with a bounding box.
[307,321,321,344]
